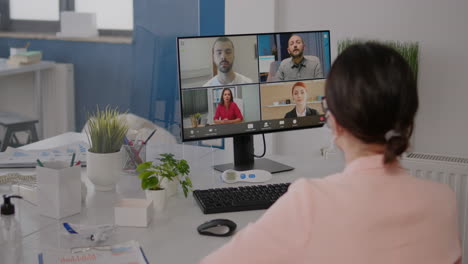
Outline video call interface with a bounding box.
[177,31,331,141]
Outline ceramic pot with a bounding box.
[145,189,166,212]
[86,150,122,191]
[161,178,178,197]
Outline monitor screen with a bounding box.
[177,30,331,143]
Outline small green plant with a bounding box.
[136,153,193,197]
[190,113,202,127]
[86,106,128,153]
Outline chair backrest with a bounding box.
[267,61,281,82]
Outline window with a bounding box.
[76,0,133,31]
[0,0,133,36]
[10,0,59,20]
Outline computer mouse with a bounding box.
[197,219,237,237]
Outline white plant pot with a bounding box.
[161,178,178,197]
[86,150,122,191]
[145,189,166,212]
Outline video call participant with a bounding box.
[213,88,243,124]
[284,81,318,118]
[204,37,253,86]
[276,34,323,81]
[201,43,461,264]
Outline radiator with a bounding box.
[41,63,75,138]
[401,152,468,263]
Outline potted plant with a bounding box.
[137,153,193,210]
[85,106,128,191]
[337,39,419,78]
[190,113,202,128]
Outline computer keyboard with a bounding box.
[193,183,291,214]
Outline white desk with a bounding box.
[0,132,343,263]
[0,58,56,139]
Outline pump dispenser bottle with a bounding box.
[0,194,23,264]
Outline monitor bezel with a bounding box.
[176,30,331,142]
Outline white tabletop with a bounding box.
[0,132,344,263]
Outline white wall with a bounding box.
[226,0,276,34]
[227,0,468,157]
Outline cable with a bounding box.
[253,134,266,158]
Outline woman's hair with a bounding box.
[325,42,418,164]
[291,81,307,94]
[218,87,234,106]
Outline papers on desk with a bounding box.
[0,141,88,168]
[38,240,149,264]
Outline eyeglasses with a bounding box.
[321,97,331,128]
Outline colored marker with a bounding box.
[36,159,44,167]
[142,129,157,145]
[70,153,76,167]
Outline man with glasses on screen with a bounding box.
[203,37,253,87]
[276,34,323,81]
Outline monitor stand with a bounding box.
[213,135,294,174]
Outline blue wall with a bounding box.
[0,0,225,137]
[0,38,132,131]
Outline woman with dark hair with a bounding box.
[284,81,318,118]
[201,43,461,264]
[213,88,243,124]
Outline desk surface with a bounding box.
[0,132,343,263]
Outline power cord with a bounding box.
[253,134,266,158]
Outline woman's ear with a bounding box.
[327,113,344,136]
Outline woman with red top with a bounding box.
[213,88,243,124]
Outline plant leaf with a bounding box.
[138,170,155,180]
[136,161,153,173]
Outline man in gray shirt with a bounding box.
[275,34,323,81]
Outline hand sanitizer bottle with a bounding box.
[0,195,23,264]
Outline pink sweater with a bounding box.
[201,155,461,264]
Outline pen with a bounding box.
[36,159,44,167]
[136,129,157,155]
[70,153,76,167]
[75,161,81,167]
[142,129,157,145]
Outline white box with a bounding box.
[10,47,27,57]
[115,199,153,227]
[37,161,81,219]
[57,12,98,38]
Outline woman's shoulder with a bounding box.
[288,175,342,196]
[306,107,318,116]
[284,108,296,118]
[411,175,457,202]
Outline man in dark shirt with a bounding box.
[276,35,323,81]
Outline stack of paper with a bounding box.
[0,141,88,168]
[38,240,148,264]
[7,51,42,66]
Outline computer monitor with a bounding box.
[177,30,331,173]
